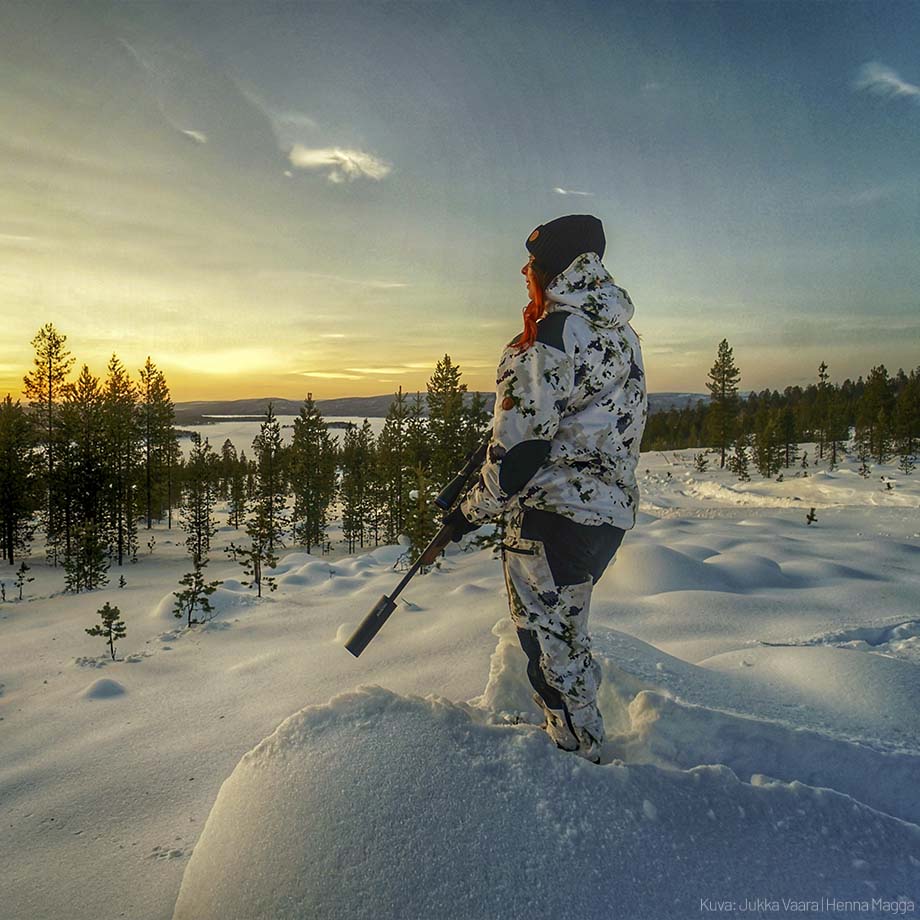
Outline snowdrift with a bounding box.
[174,684,920,920]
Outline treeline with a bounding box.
[0,325,490,595]
[642,339,919,478]
[1,324,178,585]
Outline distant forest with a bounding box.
[1,325,917,609]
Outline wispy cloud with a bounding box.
[346,366,413,375]
[301,371,364,379]
[180,129,207,144]
[641,81,663,93]
[854,62,920,105]
[288,145,392,183]
[553,186,593,197]
[319,333,347,339]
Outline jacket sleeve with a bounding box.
[460,313,574,523]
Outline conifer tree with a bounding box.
[173,557,222,627]
[427,355,467,487]
[22,323,74,563]
[137,357,176,529]
[339,420,373,553]
[405,391,431,472]
[376,388,410,543]
[219,439,237,502]
[65,522,110,592]
[815,361,831,460]
[405,464,439,566]
[727,432,751,482]
[753,408,784,478]
[86,602,126,660]
[705,339,742,468]
[780,405,798,468]
[289,393,336,552]
[14,562,34,601]
[251,403,288,552]
[59,366,108,554]
[180,434,218,564]
[892,368,919,467]
[0,395,38,564]
[856,365,894,464]
[102,355,140,565]
[228,454,247,528]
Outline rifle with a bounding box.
[345,435,490,658]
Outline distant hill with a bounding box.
[174,391,707,423]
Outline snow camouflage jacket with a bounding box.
[460,252,648,531]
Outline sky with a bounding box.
[1,0,918,402]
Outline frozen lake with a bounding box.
[180,415,388,455]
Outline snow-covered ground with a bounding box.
[2,446,919,919]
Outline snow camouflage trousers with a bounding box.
[501,504,625,759]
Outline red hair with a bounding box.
[515,262,553,351]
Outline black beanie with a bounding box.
[525,214,606,281]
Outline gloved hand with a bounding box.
[442,505,481,543]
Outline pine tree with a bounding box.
[173,557,222,627]
[780,405,798,468]
[180,434,218,564]
[339,421,373,553]
[405,464,439,565]
[376,388,410,543]
[705,339,742,468]
[892,368,919,467]
[0,395,38,564]
[727,432,751,482]
[218,439,237,502]
[86,602,126,660]
[814,362,831,460]
[22,323,74,564]
[289,393,336,552]
[856,365,894,464]
[753,408,784,478]
[405,391,431,472]
[427,355,468,488]
[228,455,247,528]
[58,366,109,555]
[251,403,287,553]
[102,355,140,566]
[137,358,176,529]
[65,522,110,592]
[15,562,34,600]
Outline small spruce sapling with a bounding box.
[119,575,127,589]
[806,508,817,526]
[15,562,34,600]
[173,557,222,627]
[86,602,126,660]
[694,452,709,473]
[898,454,916,475]
[0,582,6,602]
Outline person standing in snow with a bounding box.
[442,214,648,764]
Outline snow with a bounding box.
[1,445,919,919]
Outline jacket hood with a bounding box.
[544,252,635,329]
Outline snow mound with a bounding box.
[175,686,920,920]
[80,678,126,699]
[606,543,733,595]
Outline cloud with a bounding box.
[301,371,365,379]
[180,129,207,144]
[288,145,392,182]
[553,186,593,197]
[854,62,920,105]
[641,81,663,93]
[319,333,347,339]
[346,366,413,375]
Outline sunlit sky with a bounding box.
[1,0,918,402]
